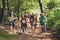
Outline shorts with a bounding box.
[9,21,15,26]
[33,24,37,26]
[21,23,27,27]
[30,23,37,26]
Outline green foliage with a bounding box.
[0,0,2,8]
[47,1,56,9]
[0,30,17,40]
[0,0,60,38]
[52,20,60,37]
[47,18,55,28]
[0,0,39,23]
[46,9,60,28]
[9,0,39,15]
[46,1,60,36]
[53,9,60,21]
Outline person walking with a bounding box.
[21,14,27,34]
[8,10,15,34]
[39,13,46,33]
[30,14,34,29]
[32,15,37,35]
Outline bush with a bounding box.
[46,18,55,28]
[52,20,60,37]
[47,1,56,9]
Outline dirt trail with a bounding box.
[17,28,53,40]
[17,32,52,40]
[0,24,53,40]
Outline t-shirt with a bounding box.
[7,13,15,21]
[21,18,27,26]
[22,20,26,23]
[30,15,34,23]
[39,16,45,25]
[21,18,26,24]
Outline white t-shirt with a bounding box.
[22,20,26,23]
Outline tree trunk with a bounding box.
[38,0,44,13]
[18,0,20,20]
[7,0,10,11]
[2,0,5,14]
[1,0,5,23]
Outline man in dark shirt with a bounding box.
[39,13,46,33]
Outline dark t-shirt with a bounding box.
[30,15,34,23]
[39,16,45,25]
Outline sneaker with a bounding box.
[10,32,13,34]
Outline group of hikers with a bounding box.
[8,10,47,35]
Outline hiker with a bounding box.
[39,13,46,33]
[32,15,37,35]
[30,14,34,29]
[8,10,15,34]
[21,14,27,34]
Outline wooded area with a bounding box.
[0,0,60,40]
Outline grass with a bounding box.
[0,30,17,40]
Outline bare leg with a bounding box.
[10,26,13,34]
[32,26,36,35]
